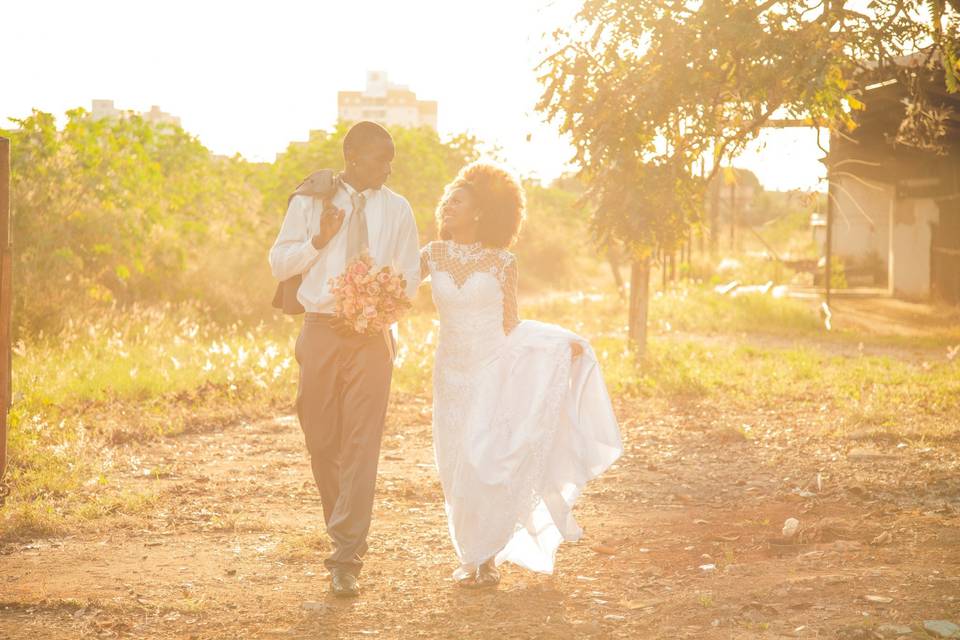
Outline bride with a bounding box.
[419,162,623,588]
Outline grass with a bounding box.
[274,530,330,563]
[1,285,957,542]
[598,337,959,430]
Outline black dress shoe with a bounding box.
[330,569,360,598]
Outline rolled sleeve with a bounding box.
[395,199,422,300]
[268,196,322,280]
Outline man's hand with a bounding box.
[311,204,345,250]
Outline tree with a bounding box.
[537,0,960,351]
[3,109,264,332]
[2,111,485,335]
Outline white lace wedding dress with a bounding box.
[420,240,623,577]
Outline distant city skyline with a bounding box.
[337,71,438,132]
[90,99,182,127]
[0,0,827,191]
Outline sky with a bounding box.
[1,0,826,191]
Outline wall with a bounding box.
[831,175,892,263]
[891,198,939,299]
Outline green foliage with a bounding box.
[537,0,960,257]
[3,111,540,336]
[830,257,849,290]
[514,180,598,290]
[4,109,266,333]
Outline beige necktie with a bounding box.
[343,190,393,359]
[345,191,368,260]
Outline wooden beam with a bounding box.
[765,119,817,128]
[0,135,9,497]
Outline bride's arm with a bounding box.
[419,242,432,282]
[502,254,520,335]
[502,252,581,357]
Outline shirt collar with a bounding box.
[338,174,380,199]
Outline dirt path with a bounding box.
[2,393,959,639]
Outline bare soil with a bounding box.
[2,388,959,639]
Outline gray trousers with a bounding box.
[294,315,393,575]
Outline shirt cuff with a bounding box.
[300,237,322,262]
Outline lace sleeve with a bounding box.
[502,253,520,335]
[419,242,432,282]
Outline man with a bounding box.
[269,122,420,597]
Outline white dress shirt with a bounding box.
[269,181,421,313]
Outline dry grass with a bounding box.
[2,286,957,542]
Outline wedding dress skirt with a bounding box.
[438,320,622,576]
[423,241,622,577]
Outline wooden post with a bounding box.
[709,179,720,258]
[825,175,834,307]
[0,136,11,498]
[628,258,651,357]
[729,179,737,251]
[660,250,668,291]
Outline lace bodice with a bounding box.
[420,240,519,336]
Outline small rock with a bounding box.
[924,620,960,638]
[848,448,892,462]
[590,543,617,555]
[871,531,893,546]
[603,615,626,621]
[862,595,894,604]
[620,598,662,610]
[828,540,862,552]
[835,627,882,639]
[876,624,913,637]
[782,518,800,538]
[699,563,716,572]
[301,601,326,612]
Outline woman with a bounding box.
[420,162,623,588]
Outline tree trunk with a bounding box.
[729,180,737,251]
[607,251,625,298]
[0,136,9,492]
[825,177,834,306]
[628,259,651,356]
[709,182,720,258]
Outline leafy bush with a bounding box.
[4,110,597,336]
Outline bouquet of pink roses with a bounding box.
[328,251,411,335]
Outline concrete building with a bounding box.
[827,68,960,303]
[91,100,181,127]
[337,71,437,130]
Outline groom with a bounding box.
[269,121,421,597]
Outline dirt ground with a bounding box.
[2,382,959,639]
